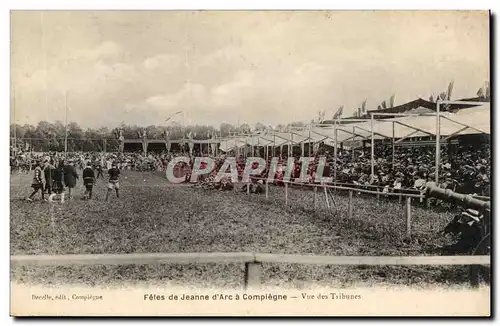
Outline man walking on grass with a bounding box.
[63,159,79,201]
[49,161,65,203]
[96,161,104,179]
[43,159,55,195]
[82,162,96,200]
[26,161,44,202]
[105,162,120,201]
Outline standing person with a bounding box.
[96,161,104,179]
[43,159,55,195]
[63,160,79,201]
[49,161,65,203]
[82,162,95,200]
[105,162,120,201]
[26,161,44,202]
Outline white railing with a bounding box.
[11,252,490,289]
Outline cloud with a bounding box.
[143,54,182,71]
[145,83,208,108]
[11,11,489,128]
[74,41,122,61]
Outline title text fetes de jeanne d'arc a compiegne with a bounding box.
[144,293,288,301]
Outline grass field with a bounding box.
[10,170,473,289]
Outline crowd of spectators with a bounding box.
[10,139,490,197]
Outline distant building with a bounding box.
[319,96,487,125]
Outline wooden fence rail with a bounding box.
[248,178,489,237]
[254,178,418,236]
[11,253,490,289]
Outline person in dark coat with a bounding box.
[82,162,95,199]
[49,161,65,202]
[105,162,120,201]
[26,161,44,201]
[63,160,79,200]
[43,159,55,195]
[96,162,104,179]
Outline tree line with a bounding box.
[9,120,307,152]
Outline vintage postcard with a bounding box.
[9,10,491,316]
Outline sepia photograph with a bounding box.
[9,9,491,316]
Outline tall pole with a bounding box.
[351,125,355,161]
[273,133,276,158]
[392,121,395,169]
[64,90,68,154]
[12,85,16,151]
[370,113,375,176]
[309,128,312,157]
[435,101,441,184]
[334,120,338,186]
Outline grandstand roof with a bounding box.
[218,103,490,152]
[320,97,488,124]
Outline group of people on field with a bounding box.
[25,156,121,202]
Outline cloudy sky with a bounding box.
[11,10,489,129]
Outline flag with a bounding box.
[381,101,387,109]
[165,111,183,122]
[447,81,454,100]
[389,94,395,108]
[477,87,484,98]
[361,99,367,113]
[313,142,320,154]
[333,105,344,119]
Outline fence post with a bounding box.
[285,182,289,205]
[469,265,480,288]
[265,180,269,200]
[244,262,262,290]
[376,187,380,200]
[313,186,317,208]
[324,186,330,209]
[405,196,412,237]
[348,190,353,219]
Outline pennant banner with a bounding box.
[188,141,194,154]
[313,142,320,154]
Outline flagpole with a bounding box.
[12,85,16,151]
[64,90,68,154]
[308,127,311,157]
